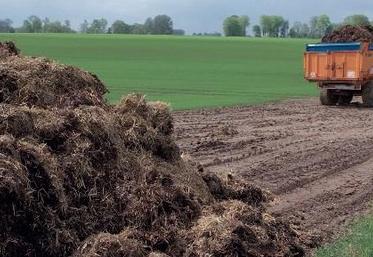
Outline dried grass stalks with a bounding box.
[0,43,106,108]
[184,200,304,257]
[0,42,305,257]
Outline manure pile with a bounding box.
[322,25,373,43]
[0,42,305,257]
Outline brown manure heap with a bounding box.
[0,42,305,257]
[322,25,373,43]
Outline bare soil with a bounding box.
[174,98,373,242]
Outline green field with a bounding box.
[0,33,317,109]
[316,215,373,257]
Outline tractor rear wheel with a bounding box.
[320,88,338,106]
[339,94,353,105]
[362,82,373,107]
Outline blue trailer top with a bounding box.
[306,42,373,52]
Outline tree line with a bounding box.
[223,14,373,38]
[0,15,184,35]
[1,14,372,37]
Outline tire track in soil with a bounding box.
[174,98,373,241]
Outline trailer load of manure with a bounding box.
[322,25,373,43]
[0,42,305,257]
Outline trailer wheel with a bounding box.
[362,82,373,107]
[320,89,338,106]
[339,94,353,105]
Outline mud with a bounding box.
[175,98,373,243]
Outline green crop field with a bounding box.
[0,33,317,110]
[316,215,373,257]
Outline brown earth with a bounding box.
[174,98,373,243]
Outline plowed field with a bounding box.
[175,98,373,241]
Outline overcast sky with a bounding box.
[2,0,373,34]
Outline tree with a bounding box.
[289,22,310,38]
[80,20,89,33]
[223,15,250,36]
[152,15,173,34]
[0,19,14,33]
[131,23,146,34]
[343,15,370,26]
[272,16,285,37]
[301,23,310,38]
[309,16,318,37]
[173,29,185,35]
[252,25,261,37]
[144,18,154,34]
[87,18,108,34]
[42,18,72,33]
[111,20,131,34]
[223,16,242,36]
[260,15,286,37]
[19,20,31,33]
[280,20,289,37]
[50,21,65,33]
[309,15,332,38]
[193,32,221,37]
[29,15,42,32]
[204,32,221,36]
[19,15,43,33]
[288,28,296,38]
[238,15,250,36]
[317,15,332,35]
[64,20,71,29]
[42,17,50,32]
[260,15,271,36]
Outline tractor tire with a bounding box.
[339,94,353,105]
[362,82,373,107]
[320,88,338,106]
